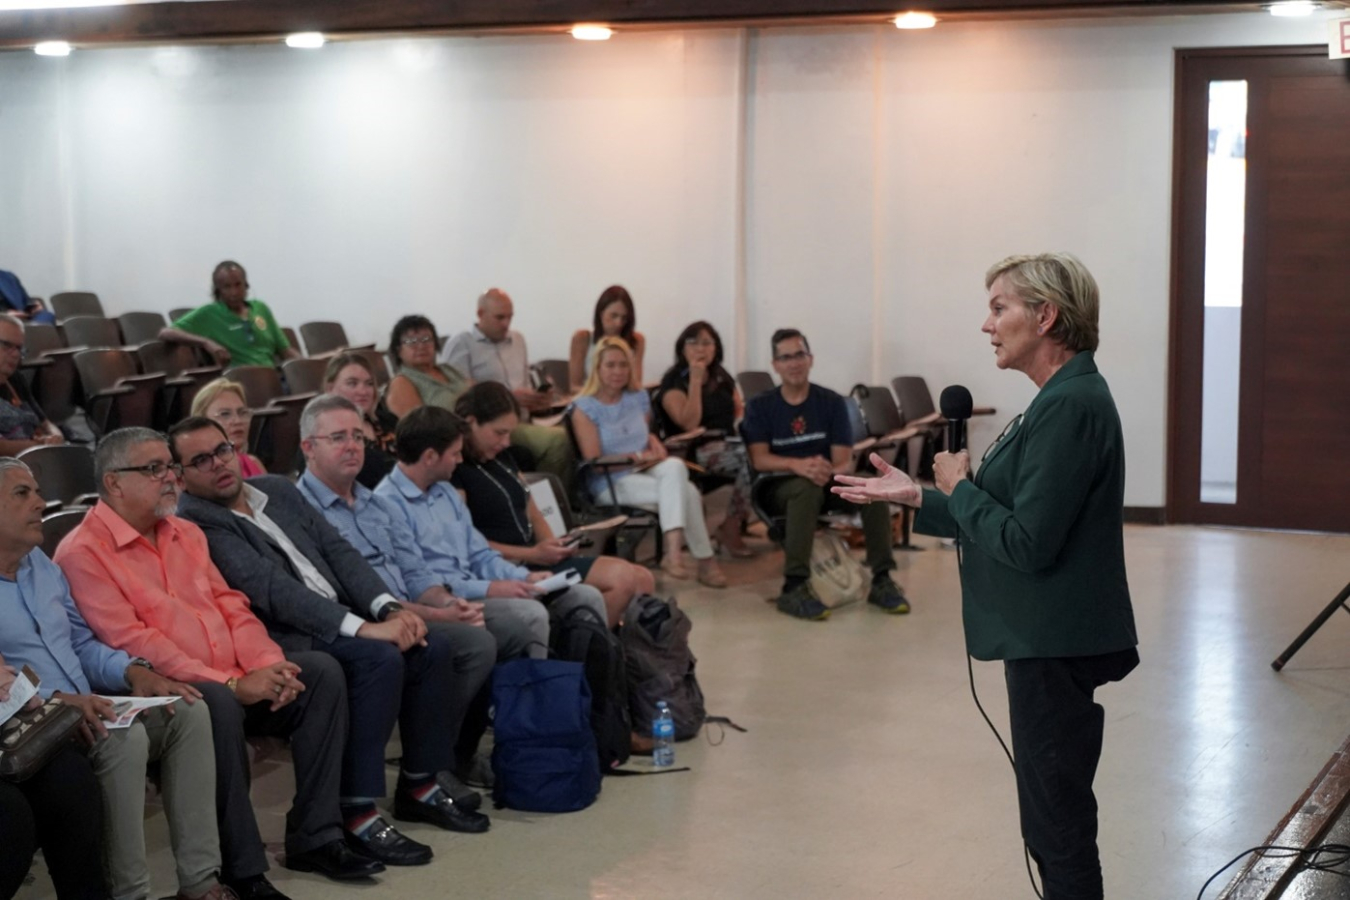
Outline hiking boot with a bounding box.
[775,582,830,621]
[867,578,910,614]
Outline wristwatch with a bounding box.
[124,657,153,688]
[376,601,405,622]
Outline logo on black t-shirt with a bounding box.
[791,415,806,435]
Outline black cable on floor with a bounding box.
[1196,842,1350,899]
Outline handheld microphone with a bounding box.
[939,385,974,453]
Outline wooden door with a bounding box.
[1169,48,1350,532]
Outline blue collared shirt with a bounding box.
[297,470,443,601]
[373,466,528,600]
[0,548,134,697]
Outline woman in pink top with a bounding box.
[191,379,266,477]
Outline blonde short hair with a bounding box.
[190,378,248,417]
[985,252,1100,353]
[579,337,641,397]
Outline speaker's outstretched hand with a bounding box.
[832,453,921,507]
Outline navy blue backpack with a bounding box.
[490,657,602,813]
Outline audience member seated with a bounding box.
[569,285,645,392]
[439,288,573,488]
[0,672,103,900]
[169,417,491,860]
[572,338,725,588]
[0,457,229,900]
[160,261,298,367]
[0,314,66,455]
[742,328,909,622]
[192,379,266,477]
[0,270,55,324]
[655,321,754,557]
[322,352,399,489]
[451,382,655,626]
[374,406,610,659]
[294,394,497,801]
[55,429,377,890]
[383,315,469,418]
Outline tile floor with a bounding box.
[18,524,1350,900]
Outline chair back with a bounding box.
[18,445,97,508]
[168,307,194,323]
[299,321,350,357]
[23,324,66,358]
[251,394,314,477]
[50,292,104,321]
[62,316,123,349]
[224,366,285,408]
[890,376,936,425]
[736,370,775,401]
[532,359,571,394]
[281,357,329,396]
[41,508,89,559]
[74,349,165,433]
[852,385,905,436]
[281,327,300,355]
[116,311,167,346]
[74,349,138,394]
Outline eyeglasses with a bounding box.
[210,407,252,422]
[774,351,811,363]
[182,441,236,473]
[400,335,435,347]
[0,338,23,354]
[112,461,184,481]
[981,414,1024,463]
[683,338,716,348]
[310,431,364,447]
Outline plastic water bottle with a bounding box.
[652,701,675,768]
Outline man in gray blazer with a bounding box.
[169,417,490,871]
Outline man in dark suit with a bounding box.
[169,417,490,870]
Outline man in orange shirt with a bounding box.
[56,427,384,896]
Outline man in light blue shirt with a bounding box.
[373,405,607,659]
[0,457,226,900]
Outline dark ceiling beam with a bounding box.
[0,0,1320,49]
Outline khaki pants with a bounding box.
[87,699,219,900]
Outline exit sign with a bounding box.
[1332,17,1350,60]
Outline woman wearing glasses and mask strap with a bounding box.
[192,378,265,477]
[834,253,1138,900]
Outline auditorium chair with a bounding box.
[62,315,125,350]
[137,341,223,423]
[116,311,168,346]
[736,370,775,402]
[73,349,167,435]
[50,292,104,322]
[299,321,352,357]
[168,307,194,323]
[281,357,329,396]
[20,324,81,425]
[41,508,88,559]
[225,365,313,476]
[18,445,98,513]
[558,406,662,566]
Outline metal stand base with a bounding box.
[1272,581,1350,672]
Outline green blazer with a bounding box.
[914,352,1138,661]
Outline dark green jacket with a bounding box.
[914,352,1138,661]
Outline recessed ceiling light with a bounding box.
[1268,0,1316,14]
[34,40,71,56]
[893,12,938,29]
[571,24,613,41]
[284,32,326,49]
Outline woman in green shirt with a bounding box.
[835,253,1138,900]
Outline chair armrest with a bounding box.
[852,436,879,454]
[249,407,286,420]
[19,358,53,371]
[972,406,996,416]
[907,411,943,427]
[87,385,136,400]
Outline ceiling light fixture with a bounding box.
[1268,0,1316,14]
[34,40,72,56]
[893,12,938,29]
[284,32,326,49]
[570,23,613,41]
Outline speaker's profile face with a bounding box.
[983,275,1040,374]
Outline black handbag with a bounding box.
[0,697,83,782]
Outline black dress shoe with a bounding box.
[393,788,490,833]
[435,770,483,812]
[345,818,433,866]
[222,876,290,900]
[283,839,386,880]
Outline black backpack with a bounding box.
[549,606,632,772]
[621,594,706,741]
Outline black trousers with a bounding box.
[0,744,106,900]
[196,649,347,880]
[1004,647,1138,900]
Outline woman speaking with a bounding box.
[834,253,1138,900]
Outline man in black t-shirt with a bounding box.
[742,329,909,621]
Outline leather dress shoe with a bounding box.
[283,839,385,880]
[393,787,490,833]
[435,770,483,812]
[222,876,290,900]
[345,817,432,866]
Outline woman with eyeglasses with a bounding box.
[191,379,265,477]
[383,315,470,419]
[0,315,64,455]
[833,253,1138,899]
[655,321,753,557]
[568,286,646,393]
[322,352,399,489]
[572,337,725,588]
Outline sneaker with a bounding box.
[775,582,830,621]
[867,578,910,614]
[455,753,495,790]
